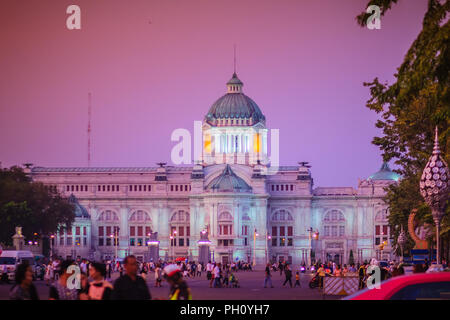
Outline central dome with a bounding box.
[205,73,265,126]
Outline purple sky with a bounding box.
[0,0,427,187]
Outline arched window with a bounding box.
[218,212,233,236]
[170,210,190,248]
[97,210,120,248]
[375,209,390,246]
[129,210,152,247]
[323,209,346,238]
[271,209,294,247]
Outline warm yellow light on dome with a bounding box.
[253,133,261,153]
[204,134,211,153]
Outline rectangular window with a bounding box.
[111,185,115,192]
[280,237,285,246]
[75,237,81,246]
[148,185,151,191]
[179,238,184,247]
[281,185,284,191]
[66,186,70,191]
[272,226,277,236]
[271,185,274,191]
[186,226,190,236]
[223,225,228,235]
[60,237,64,246]
[76,227,80,235]
[137,226,143,237]
[290,185,294,191]
[375,225,380,236]
[116,185,119,191]
[137,238,143,246]
[272,238,277,246]
[244,237,248,246]
[171,185,174,191]
[171,226,176,235]
[375,238,380,245]
[130,226,135,236]
[287,238,293,246]
[98,185,101,191]
[98,238,104,246]
[324,226,330,236]
[186,238,189,246]
[179,226,184,237]
[67,237,72,246]
[145,226,151,236]
[139,185,142,191]
[143,185,147,192]
[175,185,178,191]
[382,225,388,235]
[107,185,110,192]
[98,226,104,237]
[83,237,87,246]
[106,238,111,246]
[129,185,132,192]
[134,185,137,191]
[83,227,87,236]
[332,226,337,237]
[339,226,345,236]
[276,185,279,191]
[287,226,293,236]
[66,227,72,236]
[280,227,285,236]
[103,185,106,192]
[76,185,79,192]
[106,226,111,237]
[130,238,135,246]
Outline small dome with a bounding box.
[369,162,401,181]
[205,73,265,126]
[205,165,252,193]
[68,194,90,218]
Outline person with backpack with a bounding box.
[282,264,293,288]
[264,263,274,288]
[164,264,192,300]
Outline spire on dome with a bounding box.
[433,126,441,155]
[227,73,243,93]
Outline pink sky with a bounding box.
[0,0,427,187]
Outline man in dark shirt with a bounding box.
[112,255,151,300]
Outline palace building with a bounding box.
[28,73,400,266]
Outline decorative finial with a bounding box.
[433,126,440,155]
[233,44,237,74]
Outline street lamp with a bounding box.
[420,127,449,264]
[50,234,55,258]
[266,234,271,264]
[253,229,259,267]
[397,226,407,263]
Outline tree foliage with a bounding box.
[0,166,75,247]
[357,0,449,255]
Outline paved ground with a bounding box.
[0,270,340,300]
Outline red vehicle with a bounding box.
[345,272,450,300]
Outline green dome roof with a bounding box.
[205,73,265,126]
[369,162,401,181]
[205,165,252,193]
[68,194,90,218]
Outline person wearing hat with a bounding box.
[163,264,192,300]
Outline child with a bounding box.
[294,271,301,287]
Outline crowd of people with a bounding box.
[7,255,192,300]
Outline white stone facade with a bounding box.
[28,73,399,267]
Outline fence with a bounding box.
[323,276,359,296]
